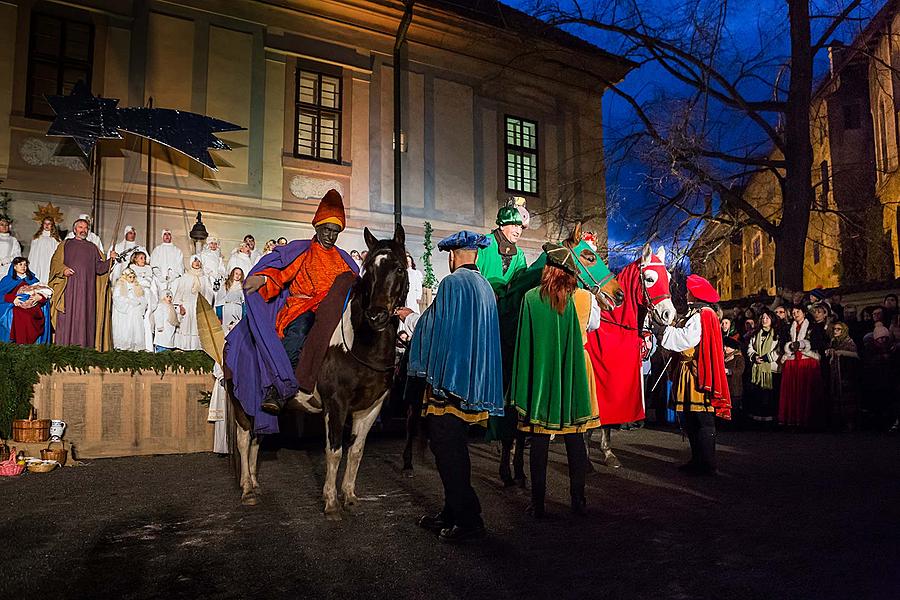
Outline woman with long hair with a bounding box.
[215,266,246,333]
[746,309,782,425]
[405,252,423,312]
[509,243,601,517]
[28,217,61,284]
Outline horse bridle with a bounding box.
[567,247,616,307]
[596,258,671,332]
[338,256,402,373]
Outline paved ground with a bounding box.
[2,425,898,600]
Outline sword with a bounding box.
[650,356,673,393]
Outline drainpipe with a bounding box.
[393,1,414,228]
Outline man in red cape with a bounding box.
[658,274,731,475]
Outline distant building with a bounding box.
[0,0,632,277]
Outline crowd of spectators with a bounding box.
[716,288,900,432]
[0,216,426,353]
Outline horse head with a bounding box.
[639,244,675,325]
[360,225,409,331]
[563,222,624,311]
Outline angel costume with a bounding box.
[28,229,59,284]
[0,231,22,271]
[150,229,184,293]
[200,238,226,292]
[112,270,148,351]
[215,280,245,333]
[130,261,159,351]
[226,248,254,277]
[173,255,212,351]
[109,226,140,282]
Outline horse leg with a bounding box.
[402,376,425,476]
[322,409,345,521]
[236,426,259,506]
[584,429,596,473]
[248,433,261,491]
[599,426,622,469]
[342,395,385,509]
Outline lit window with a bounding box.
[813,240,821,264]
[505,116,539,195]
[296,69,342,163]
[26,13,94,119]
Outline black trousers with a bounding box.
[281,310,316,368]
[681,411,716,469]
[529,433,587,509]
[426,413,483,528]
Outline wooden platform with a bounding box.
[29,368,214,459]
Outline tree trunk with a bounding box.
[775,0,814,290]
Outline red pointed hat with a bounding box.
[312,189,346,230]
[686,274,720,304]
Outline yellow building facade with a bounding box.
[0,0,630,278]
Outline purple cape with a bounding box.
[224,240,358,434]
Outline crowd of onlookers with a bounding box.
[0,216,424,352]
[710,288,900,432]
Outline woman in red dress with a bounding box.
[0,257,52,344]
[778,306,826,427]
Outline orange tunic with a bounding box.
[256,241,351,338]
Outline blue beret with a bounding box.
[437,231,490,252]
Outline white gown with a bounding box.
[0,233,22,270]
[131,264,158,351]
[226,252,254,277]
[150,242,185,293]
[27,231,59,284]
[214,282,245,333]
[152,302,180,349]
[200,248,226,292]
[112,281,148,351]
[109,238,140,282]
[173,267,212,351]
[406,267,424,311]
[208,363,228,453]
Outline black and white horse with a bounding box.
[230,225,408,520]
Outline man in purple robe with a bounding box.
[48,218,118,349]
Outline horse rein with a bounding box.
[338,285,399,373]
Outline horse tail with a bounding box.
[224,379,243,488]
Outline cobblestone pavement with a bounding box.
[2,425,898,600]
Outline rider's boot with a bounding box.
[260,386,285,415]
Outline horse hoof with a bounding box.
[241,493,259,506]
[324,509,343,521]
[343,494,359,507]
[602,453,623,469]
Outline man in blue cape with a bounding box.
[224,190,358,434]
[407,230,504,543]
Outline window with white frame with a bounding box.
[505,116,539,195]
[295,69,342,163]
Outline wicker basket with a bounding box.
[40,440,67,466]
[26,460,58,473]
[12,414,50,443]
[0,451,24,477]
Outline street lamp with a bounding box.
[189,211,209,255]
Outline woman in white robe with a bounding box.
[405,252,424,312]
[226,242,254,277]
[173,255,212,351]
[214,266,245,333]
[129,250,158,351]
[200,237,226,294]
[27,218,61,284]
[112,268,148,351]
[109,225,140,282]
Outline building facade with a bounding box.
[0,0,630,278]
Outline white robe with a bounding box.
[208,363,228,454]
[406,267,424,311]
[150,242,185,293]
[173,268,212,351]
[214,283,245,333]
[110,241,141,283]
[226,252,254,278]
[0,233,22,270]
[27,231,59,284]
[152,302,180,349]
[131,264,159,351]
[112,281,148,351]
[64,230,104,254]
[200,248,226,292]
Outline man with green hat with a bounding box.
[475,205,528,293]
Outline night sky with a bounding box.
[502,0,879,265]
